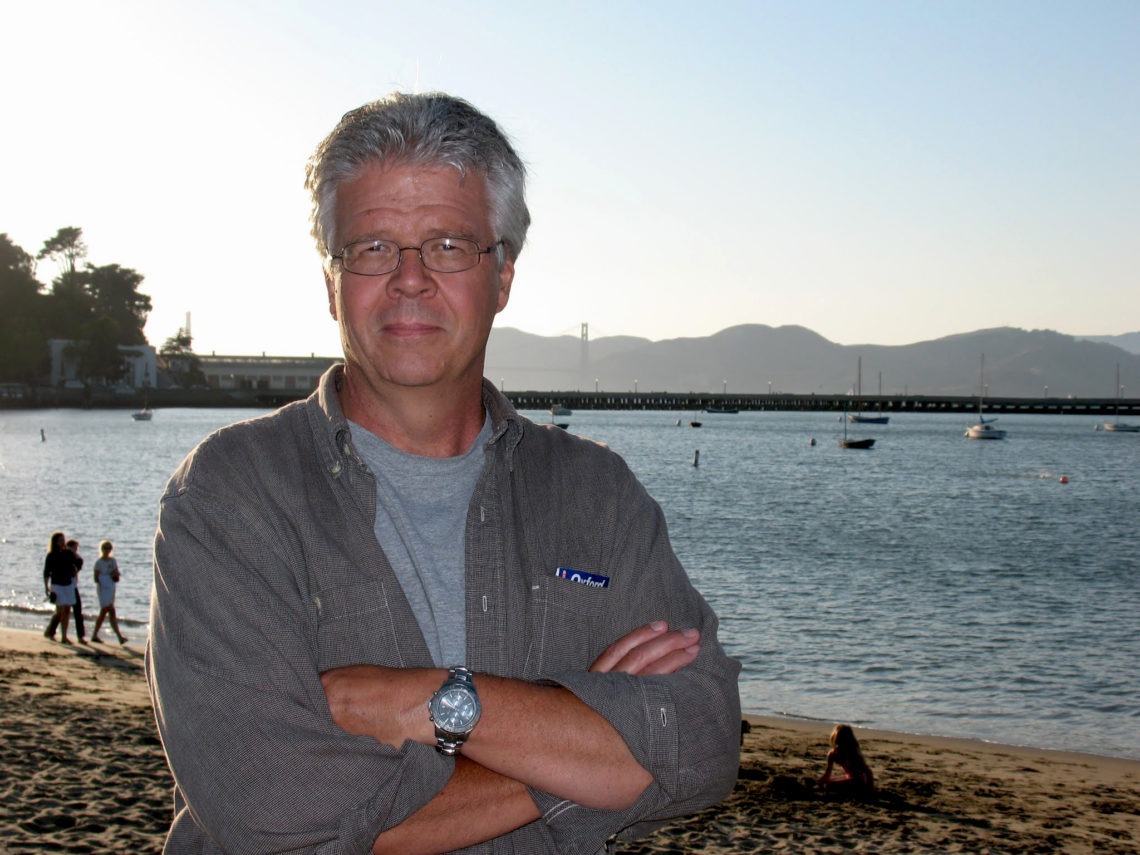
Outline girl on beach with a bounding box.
[91,540,127,644]
[42,531,78,644]
[817,723,875,795]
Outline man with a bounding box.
[147,92,740,854]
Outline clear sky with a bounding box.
[2,0,1136,356]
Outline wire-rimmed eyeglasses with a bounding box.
[331,237,504,276]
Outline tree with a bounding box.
[73,315,130,385]
[159,328,206,388]
[0,227,154,386]
[84,263,152,344]
[0,234,49,382]
[37,226,87,276]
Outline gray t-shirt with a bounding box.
[349,416,492,667]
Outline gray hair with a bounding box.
[305,92,530,270]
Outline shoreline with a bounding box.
[6,605,1132,764]
[3,626,1137,853]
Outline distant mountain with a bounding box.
[1077,332,1140,355]
[486,325,1140,397]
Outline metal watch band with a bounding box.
[432,666,479,756]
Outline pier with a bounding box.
[505,391,1140,418]
[2,385,1137,417]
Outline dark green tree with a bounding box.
[48,268,94,340]
[72,315,130,385]
[0,227,153,386]
[37,226,88,275]
[0,234,50,382]
[160,328,206,387]
[84,263,152,344]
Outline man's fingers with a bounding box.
[590,623,700,675]
[590,622,669,673]
[630,646,700,676]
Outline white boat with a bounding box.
[550,404,572,417]
[964,419,1006,440]
[131,406,153,421]
[1099,364,1138,432]
[964,355,1006,440]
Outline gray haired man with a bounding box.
[147,92,740,854]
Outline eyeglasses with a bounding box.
[332,237,504,276]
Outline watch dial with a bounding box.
[436,688,477,730]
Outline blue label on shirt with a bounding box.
[555,567,610,589]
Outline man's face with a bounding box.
[325,160,513,401]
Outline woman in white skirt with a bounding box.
[91,540,127,644]
[42,531,78,643]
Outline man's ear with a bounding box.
[325,271,339,320]
[495,258,514,314]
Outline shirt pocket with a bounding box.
[530,572,622,676]
[312,580,423,670]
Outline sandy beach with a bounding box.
[2,626,1136,854]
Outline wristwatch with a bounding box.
[428,666,481,755]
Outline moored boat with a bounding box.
[965,355,1006,440]
[1098,364,1138,432]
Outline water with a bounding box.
[0,409,266,631]
[1,406,1137,759]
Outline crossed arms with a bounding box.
[322,621,703,854]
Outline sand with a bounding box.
[2,627,1137,854]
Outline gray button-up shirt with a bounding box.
[147,366,741,854]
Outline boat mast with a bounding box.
[978,354,986,419]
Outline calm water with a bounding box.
[1,406,1137,759]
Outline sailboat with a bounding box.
[132,394,153,421]
[1099,363,1139,432]
[964,355,1006,440]
[839,404,875,449]
[848,358,889,424]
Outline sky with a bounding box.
[2,0,1137,357]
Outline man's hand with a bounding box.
[320,665,442,748]
[590,621,700,675]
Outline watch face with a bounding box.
[434,687,479,733]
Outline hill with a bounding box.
[485,325,1140,398]
[1078,332,1140,355]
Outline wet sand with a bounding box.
[2,627,1136,853]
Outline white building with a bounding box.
[198,353,338,393]
[48,339,158,389]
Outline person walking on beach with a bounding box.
[147,92,741,854]
[817,723,875,796]
[91,540,127,644]
[43,532,78,644]
[65,539,87,644]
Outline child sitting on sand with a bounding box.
[91,540,127,645]
[817,723,874,795]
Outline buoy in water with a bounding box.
[809,436,816,446]
[1059,475,1069,484]
[692,449,700,467]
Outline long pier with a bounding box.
[504,392,1140,418]
[3,386,1137,417]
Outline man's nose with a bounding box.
[387,247,436,297]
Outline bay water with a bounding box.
[1,406,1136,759]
